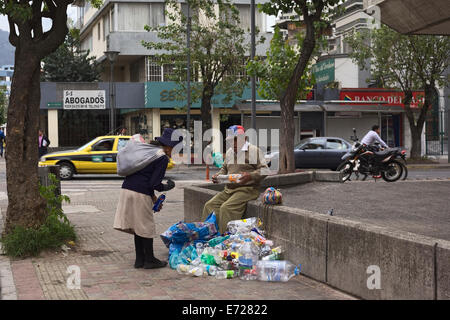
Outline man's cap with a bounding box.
[226,125,245,140]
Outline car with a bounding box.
[265,137,352,171]
[39,135,174,180]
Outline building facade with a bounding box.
[37,0,272,151]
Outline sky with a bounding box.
[0,6,275,33]
[0,6,78,32]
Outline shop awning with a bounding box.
[322,104,409,113]
[233,103,323,112]
[365,0,450,35]
[234,102,417,113]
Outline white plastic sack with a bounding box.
[116,134,166,176]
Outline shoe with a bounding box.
[141,237,167,269]
[134,234,145,269]
[143,258,168,269]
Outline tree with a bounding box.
[142,0,263,133]
[42,28,102,82]
[247,25,317,109]
[346,24,450,159]
[259,0,340,173]
[0,0,102,235]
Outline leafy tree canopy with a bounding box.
[142,0,264,119]
[41,28,102,82]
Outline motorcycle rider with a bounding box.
[360,125,389,178]
[361,125,388,150]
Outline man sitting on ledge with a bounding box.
[201,125,268,234]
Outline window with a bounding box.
[117,138,129,151]
[92,139,115,151]
[97,23,101,40]
[117,3,164,31]
[103,15,109,40]
[326,139,346,150]
[81,32,93,52]
[146,56,162,82]
[302,142,324,150]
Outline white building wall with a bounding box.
[334,57,359,88]
[327,114,378,142]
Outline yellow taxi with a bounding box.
[39,135,174,180]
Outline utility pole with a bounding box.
[251,0,256,130]
[187,1,191,135]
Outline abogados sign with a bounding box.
[63,90,106,109]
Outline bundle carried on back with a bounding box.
[117,134,166,177]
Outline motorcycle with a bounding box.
[337,129,405,183]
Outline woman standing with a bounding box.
[114,128,182,269]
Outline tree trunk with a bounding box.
[279,21,317,173]
[404,85,435,160]
[4,48,47,234]
[279,96,296,173]
[410,126,422,159]
[200,85,213,132]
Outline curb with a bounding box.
[407,165,450,170]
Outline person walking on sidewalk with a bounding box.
[201,125,268,234]
[0,128,5,157]
[38,129,50,158]
[113,128,182,269]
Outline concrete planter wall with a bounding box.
[184,171,450,300]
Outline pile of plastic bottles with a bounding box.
[175,217,301,282]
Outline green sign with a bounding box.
[312,59,335,84]
[144,81,260,109]
[47,102,63,109]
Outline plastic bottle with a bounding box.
[227,217,260,234]
[256,261,301,282]
[189,256,203,266]
[152,194,166,212]
[176,264,205,277]
[238,239,259,280]
[261,246,283,261]
[215,270,237,279]
[205,265,220,276]
[208,235,230,248]
[259,243,272,258]
[216,174,242,183]
[195,242,204,256]
[249,231,273,246]
[201,247,219,266]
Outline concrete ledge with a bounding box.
[184,171,450,300]
[327,218,435,299]
[184,186,218,223]
[437,240,450,300]
[314,170,342,182]
[250,204,328,282]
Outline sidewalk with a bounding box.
[0,180,355,300]
[407,157,450,170]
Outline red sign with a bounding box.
[340,89,425,108]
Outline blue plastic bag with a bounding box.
[160,212,220,247]
[160,212,220,269]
